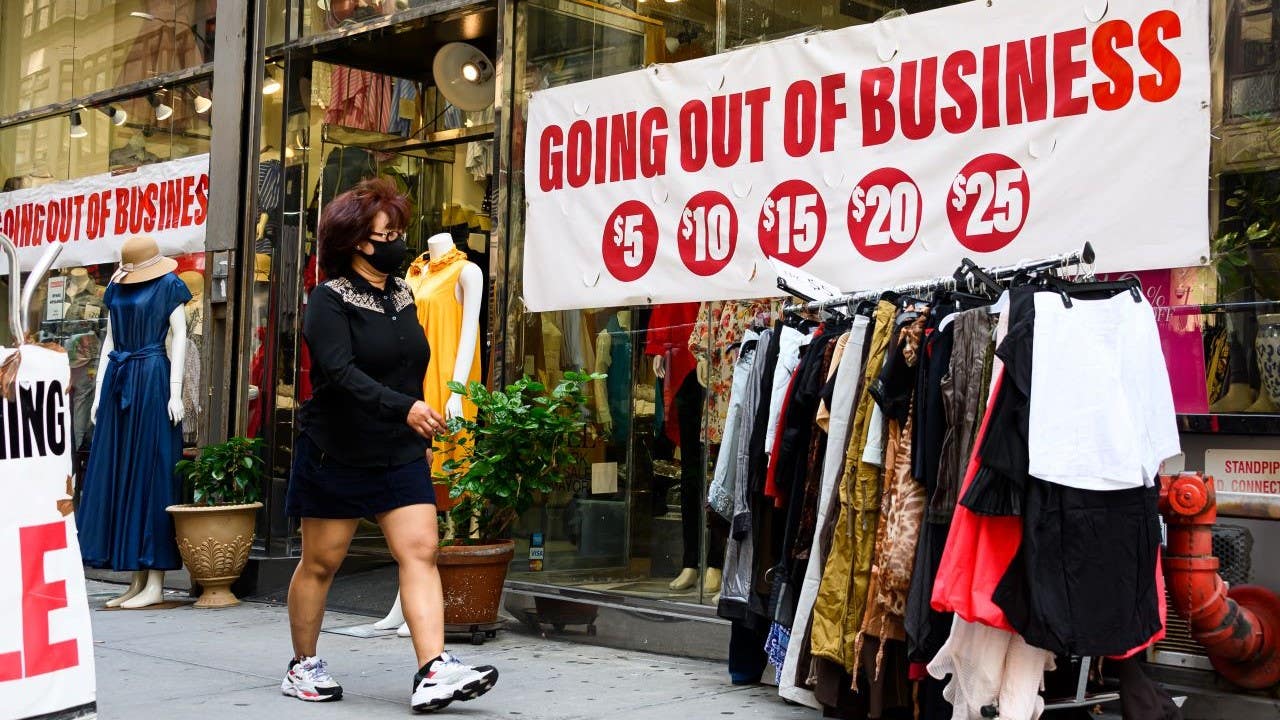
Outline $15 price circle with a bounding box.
[601,200,659,282]
[946,153,1030,253]
[759,180,826,267]
[847,168,922,263]
[678,190,738,276]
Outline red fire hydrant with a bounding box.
[1159,473,1280,690]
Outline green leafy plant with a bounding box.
[175,437,265,506]
[1214,179,1280,298]
[439,371,600,544]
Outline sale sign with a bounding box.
[523,0,1211,311]
[0,154,209,275]
[0,345,96,719]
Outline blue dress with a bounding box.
[78,273,192,571]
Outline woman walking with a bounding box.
[281,178,498,712]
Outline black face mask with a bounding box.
[362,238,407,274]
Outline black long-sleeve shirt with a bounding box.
[299,273,431,467]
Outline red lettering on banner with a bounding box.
[680,100,709,172]
[640,108,669,178]
[900,59,938,140]
[21,521,77,677]
[1006,36,1049,124]
[981,44,1002,128]
[941,50,978,134]
[113,188,130,235]
[1053,28,1090,117]
[745,88,771,162]
[180,176,196,227]
[609,112,638,183]
[1139,10,1182,102]
[567,120,592,188]
[711,94,743,168]
[1093,20,1135,110]
[784,80,819,156]
[144,182,160,233]
[98,191,111,236]
[539,126,565,191]
[820,74,847,152]
[594,116,608,186]
[860,69,895,147]
[194,174,209,226]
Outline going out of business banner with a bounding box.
[0,345,96,719]
[522,0,1210,311]
[0,153,209,274]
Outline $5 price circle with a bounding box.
[759,180,827,267]
[847,168,922,263]
[946,153,1030,253]
[677,191,738,276]
[601,200,659,282]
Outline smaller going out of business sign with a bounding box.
[1205,449,1280,496]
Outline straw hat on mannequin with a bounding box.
[112,235,178,284]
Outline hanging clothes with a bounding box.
[690,299,781,444]
[644,302,699,446]
[405,249,482,494]
[78,274,192,571]
[709,329,762,519]
[809,300,895,672]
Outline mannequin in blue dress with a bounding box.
[79,235,190,609]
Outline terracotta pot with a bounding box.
[166,502,262,609]
[438,540,514,625]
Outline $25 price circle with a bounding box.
[847,168,922,263]
[759,180,826,267]
[678,190,738,276]
[602,200,659,282]
[946,153,1030,253]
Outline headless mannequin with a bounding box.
[376,233,483,636]
[91,284,187,610]
[595,311,632,436]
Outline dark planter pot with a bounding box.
[439,540,515,625]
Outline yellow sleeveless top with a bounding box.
[405,248,482,495]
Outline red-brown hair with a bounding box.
[317,177,410,278]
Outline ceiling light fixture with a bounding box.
[69,111,88,138]
[193,91,212,114]
[262,69,282,95]
[432,43,495,112]
[99,104,128,126]
[149,93,173,121]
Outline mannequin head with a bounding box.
[66,267,94,295]
[427,232,456,262]
[179,271,204,300]
[114,235,177,284]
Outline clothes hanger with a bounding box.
[1043,275,1143,308]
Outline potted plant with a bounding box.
[437,371,597,626]
[168,436,265,608]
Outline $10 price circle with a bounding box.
[759,179,826,267]
[678,190,738,276]
[601,200,659,282]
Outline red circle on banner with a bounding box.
[676,191,738,277]
[946,153,1030,253]
[601,200,660,282]
[847,168,922,263]
[758,180,826,267]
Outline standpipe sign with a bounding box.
[0,153,209,274]
[0,345,96,720]
[1206,449,1280,496]
[523,0,1211,312]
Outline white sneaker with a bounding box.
[411,652,498,713]
[281,655,343,702]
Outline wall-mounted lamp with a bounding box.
[262,68,282,96]
[149,93,173,121]
[69,111,87,138]
[98,105,128,126]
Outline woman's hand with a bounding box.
[406,401,446,439]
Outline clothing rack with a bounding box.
[779,242,1096,315]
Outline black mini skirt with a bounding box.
[286,432,437,519]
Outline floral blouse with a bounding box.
[689,298,783,444]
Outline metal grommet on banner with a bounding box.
[823,171,846,189]
[582,271,601,288]
[733,181,752,199]
[573,99,590,116]
[1084,0,1109,23]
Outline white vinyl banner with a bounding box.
[523,0,1211,311]
[0,154,209,275]
[0,346,96,719]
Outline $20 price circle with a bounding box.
[847,168,922,263]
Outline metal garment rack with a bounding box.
[779,242,1097,313]
[1,231,63,343]
[778,242,1123,711]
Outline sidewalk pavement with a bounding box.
[86,581,814,719]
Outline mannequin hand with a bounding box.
[445,393,464,420]
[652,355,666,379]
[599,409,613,435]
[407,401,446,439]
[90,397,99,426]
[696,358,709,387]
[167,396,185,425]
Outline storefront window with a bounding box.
[0,0,215,117]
